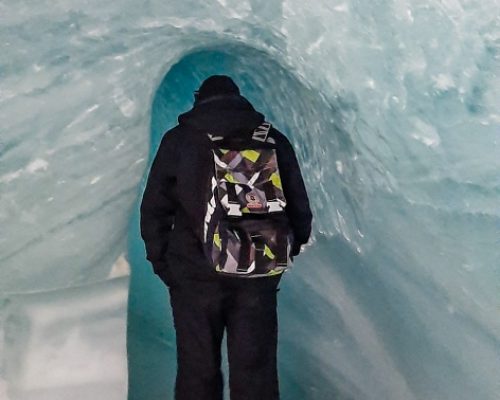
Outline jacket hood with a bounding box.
[177,94,265,138]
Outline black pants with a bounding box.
[168,276,281,400]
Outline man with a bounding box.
[140,75,312,400]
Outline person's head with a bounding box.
[194,75,240,104]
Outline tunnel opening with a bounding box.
[126,43,357,400]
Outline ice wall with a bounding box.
[1,0,499,399]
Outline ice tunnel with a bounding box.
[129,44,362,400]
[1,1,499,400]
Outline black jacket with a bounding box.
[140,94,313,287]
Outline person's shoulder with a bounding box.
[164,124,183,137]
[269,125,293,148]
[159,125,184,145]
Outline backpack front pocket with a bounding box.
[214,217,291,276]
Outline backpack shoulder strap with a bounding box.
[207,133,224,142]
[251,122,271,142]
[206,121,275,144]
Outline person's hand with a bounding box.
[291,241,301,257]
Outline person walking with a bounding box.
[140,74,312,400]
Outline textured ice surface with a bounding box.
[1,278,129,400]
[1,0,499,399]
[0,257,130,400]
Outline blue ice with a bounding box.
[0,1,499,399]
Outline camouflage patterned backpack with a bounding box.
[202,122,294,278]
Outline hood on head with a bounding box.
[178,94,265,138]
[196,75,240,101]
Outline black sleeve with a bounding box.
[275,130,313,255]
[139,131,177,275]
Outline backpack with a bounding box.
[202,122,294,278]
